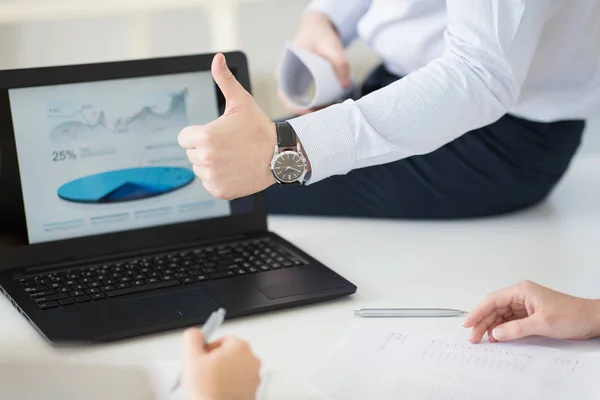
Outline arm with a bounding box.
[306,0,371,46]
[290,0,550,184]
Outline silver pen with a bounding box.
[172,308,227,392]
[353,308,467,318]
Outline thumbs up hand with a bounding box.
[178,53,277,200]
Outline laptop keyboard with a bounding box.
[14,238,309,310]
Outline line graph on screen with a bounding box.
[48,89,189,142]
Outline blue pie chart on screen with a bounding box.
[57,166,195,204]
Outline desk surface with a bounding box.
[2,157,600,399]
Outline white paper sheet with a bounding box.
[309,325,600,400]
[278,41,352,110]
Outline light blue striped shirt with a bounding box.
[286,0,600,184]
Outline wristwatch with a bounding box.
[270,122,308,185]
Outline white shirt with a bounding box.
[286,0,600,184]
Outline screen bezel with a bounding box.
[0,51,268,270]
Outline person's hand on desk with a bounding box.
[277,10,351,115]
[183,328,261,400]
[464,280,600,343]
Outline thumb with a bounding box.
[184,328,207,357]
[491,316,543,342]
[211,53,247,108]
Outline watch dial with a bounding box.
[274,153,305,183]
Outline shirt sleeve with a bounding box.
[306,0,371,46]
[289,0,550,184]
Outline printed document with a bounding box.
[278,42,352,110]
[310,325,600,400]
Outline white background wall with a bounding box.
[0,0,597,154]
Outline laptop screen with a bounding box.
[6,70,250,245]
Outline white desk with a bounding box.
[2,156,600,399]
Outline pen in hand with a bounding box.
[171,307,227,392]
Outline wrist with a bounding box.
[304,10,331,23]
[271,121,311,184]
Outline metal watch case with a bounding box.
[270,147,308,184]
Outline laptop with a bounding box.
[0,52,357,345]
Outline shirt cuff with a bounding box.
[306,0,368,46]
[288,101,357,184]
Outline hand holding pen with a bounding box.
[175,308,262,400]
[172,308,227,392]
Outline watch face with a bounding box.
[273,152,305,183]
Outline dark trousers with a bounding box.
[267,65,585,219]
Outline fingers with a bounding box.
[294,10,351,89]
[192,164,209,182]
[491,316,542,342]
[211,53,247,107]
[178,126,202,149]
[469,310,507,343]
[192,165,228,200]
[203,338,225,353]
[215,337,255,358]
[487,327,497,343]
[486,317,507,343]
[326,46,351,88]
[182,331,244,361]
[468,304,533,344]
[184,328,207,356]
[218,336,249,350]
[191,336,253,361]
[464,285,521,328]
[182,332,236,357]
[186,149,200,165]
[180,128,214,174]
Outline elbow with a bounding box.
[477,70,520,117]
[442,52,521,123]
[449,51,521,117]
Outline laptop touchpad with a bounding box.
[118,287,221,325]
[257,268,344,299]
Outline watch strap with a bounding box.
[275,122,297,149]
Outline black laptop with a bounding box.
[0,52,357,345]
